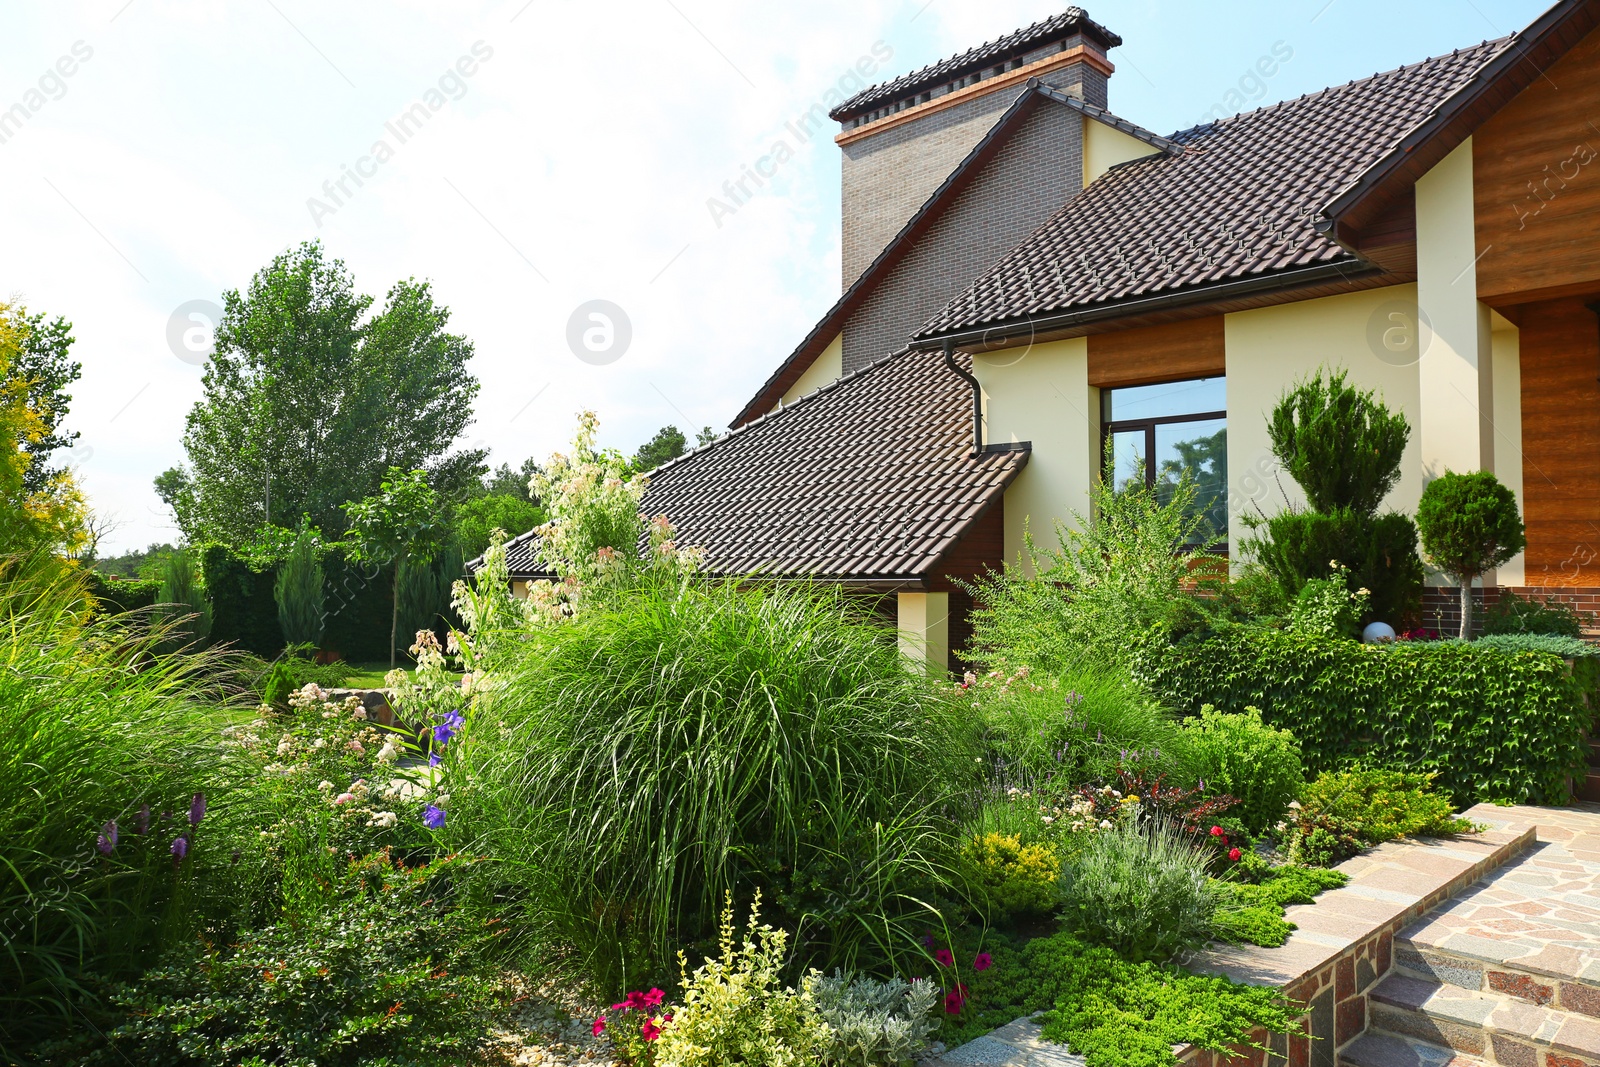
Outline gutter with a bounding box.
[916,259,1381,351]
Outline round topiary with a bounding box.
[1415,470,1525,640]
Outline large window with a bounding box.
[1101,377,1227,546]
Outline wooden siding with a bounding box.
[930,500,1006,672]
[1474,25,1600,305]
[1519,297,1600,586]
[1085,315,1226,387]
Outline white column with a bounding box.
[897,591,949,677]
[1416,137,1494,479]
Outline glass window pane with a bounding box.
[1154,419,1228,542]
[1107,430,1146,494]
[1105,377,1226,422]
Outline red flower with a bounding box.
[642,987,665,1008]
[626,990,650,1010]
[974,952,993,972]
[592,1016,606,1037]
[944,983,970,1014]
[641,1017,664,1042]
[934,948,955,967]
[1209,825,1225,837]
[1228,847,1243,862]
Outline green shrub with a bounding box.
[1180,706,1302,836]
[1213,866,1348,947]
[93,853,503,1067]
[806,970,942,1067]
[84,572,162,613]
[0,558,235,1059]
[450,579,979,988]
[963,441,1219,674]
[1288,769,1473,866]
[959,832,1059,920]
[1058,817,1221,963]
[157,546,212,650]
[653,894,830,1067]
[273,524,325,647]
[453,491,544,559]
[938,932,1300,1067]
[1136,630,1589,805]
[1416,470,1524,639]
[1483,591,1588,637]
[1248,508,1423,627]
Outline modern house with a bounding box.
[502,0,1600,674]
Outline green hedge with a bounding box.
[83,572,162,614]
[1134,630,1591,805]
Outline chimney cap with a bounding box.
[829,7,1120,122]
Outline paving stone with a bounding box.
[1339,1031,1485,1067]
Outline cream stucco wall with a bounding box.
[897,591,949,677]
[1083,116,1161,186]
[1415,137,1494,480]
[971,337,1096,570]
[1490,322,1525,585]
[1223,285,1425,558]
[777,333,843,409]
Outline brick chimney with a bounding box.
[831,8,1120,291]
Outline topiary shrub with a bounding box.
[272,524,324,647]
[1244,370,1423,627]
[1416,471,1525,640]
[156,547,212,651]
[1180,706,1303,836]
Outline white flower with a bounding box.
[434,792,450,806]
[376,743,399,763]
[352,706,368,721]
[318,780,333,792]
[1098,820,1113,830]
[1041,816,1056,825]
[347,739,365,755]
[312,737,327,750]
[368,811,398,829]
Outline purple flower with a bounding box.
[921,934,936,948]
[429,751,443,767]
[96,820,117,855]
[432,724,453,745]
[136,804,150,835]
[170,836,188,863]
[188,792,206,827]
[423,805,446,830]
[433,709,465,745]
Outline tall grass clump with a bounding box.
[0,554,236,1058]
[450,579,981,990]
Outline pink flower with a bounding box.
[334,793,356,805]
[347,739,365,755]
[1209,825,1225,837]
[934,949,954,967]
[1228,847,1243,862]
[642,988,665,1008]
[641,1017,663,1042]
[944,983,969,1014]
[592,1016,605,1037]
[974,952,993,972]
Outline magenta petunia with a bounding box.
[934,948,954,967]
[642,988,665,1008]
[974,952,993,972]
[592,1016,605,1037]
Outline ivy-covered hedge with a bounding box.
[199,544,396,662]
[83,572,162,614]
[1134,630,1591,805]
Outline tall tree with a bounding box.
[162,241,481,544]
[632,425,687,471]
[1,307,82,494]
[0,303,85,559]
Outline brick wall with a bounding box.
[839,53,1104,292]
[839,96,1087,375]
[1416,585,1600,639]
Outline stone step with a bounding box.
[1368,972,1600,1067]
[1394,940,1600,1018]
[1339,1031,1485,1067]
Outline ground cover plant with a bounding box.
[1284,768,1475,866]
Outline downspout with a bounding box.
[942,340,983,454]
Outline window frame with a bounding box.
[1099,379,1229,551]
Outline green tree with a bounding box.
[5,307,83,494]
[695,425,718,447]
[156,548,211,652]
[453,492,545,559]
[1416,470,1525,640]
[0,304,86,560]
[1245,369,1422,627]
[632,424,687,471]
[164,240,481,544]
[344,468,442,668]
[273,523,325,647]
[482,456,541,501]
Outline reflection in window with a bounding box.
[1101,377,1227,547]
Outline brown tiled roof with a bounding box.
[647,347,1027,581]
[830,7,1120,121]
[913,37,1517,344]
[483,350,1028,583]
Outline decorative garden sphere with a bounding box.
[1362,621,1397,644]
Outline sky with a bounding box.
[0,0,1553,555]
